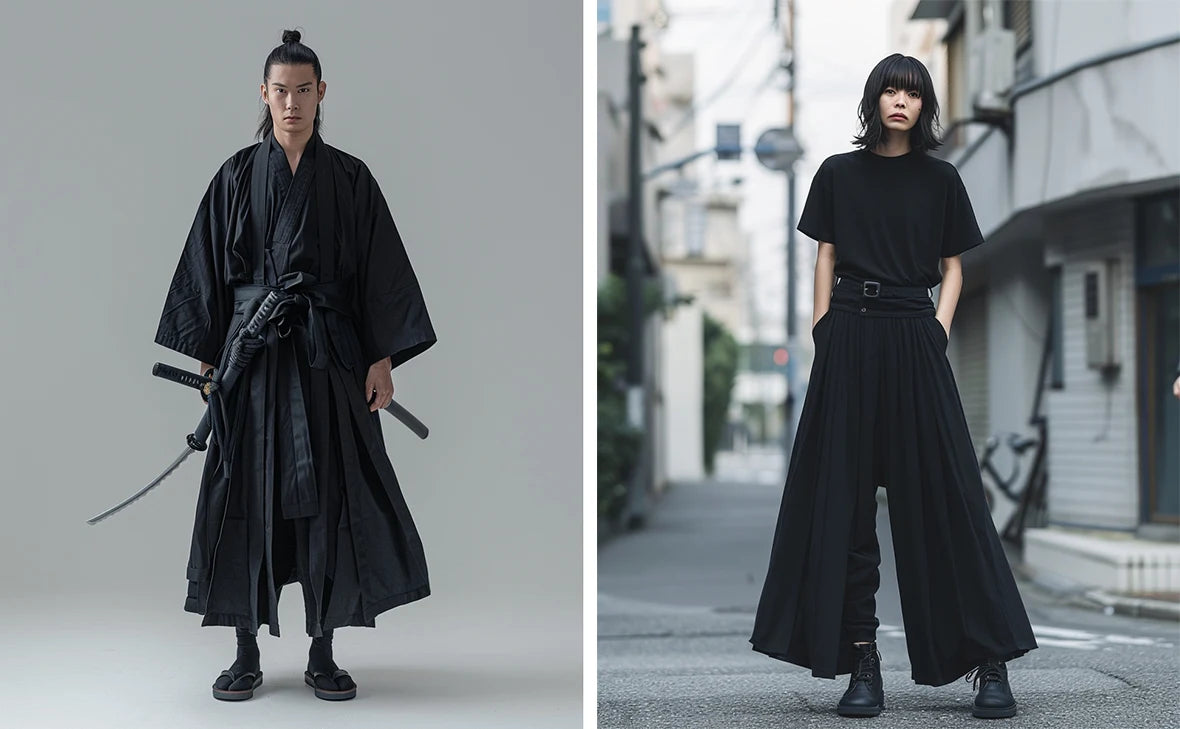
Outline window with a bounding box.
[1049,264,1064,389]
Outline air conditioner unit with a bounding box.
[972,26,1015,120]
[1082,259,1121,372]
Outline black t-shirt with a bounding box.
[796,147,985,288]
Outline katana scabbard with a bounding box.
[87,290,285,524]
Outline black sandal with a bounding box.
[304,668,357,701]
[212,668,263,701]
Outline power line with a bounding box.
[663,21,777,138]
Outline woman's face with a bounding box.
[878,86,921,132]
[261,63,326,136]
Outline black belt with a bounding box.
[233,273,353,370]
[836,276,932,298]
[223,272,356,519]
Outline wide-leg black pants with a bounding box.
[749,276,1038,687]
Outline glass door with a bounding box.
[1136,191,1180,525]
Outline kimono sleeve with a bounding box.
[796,157,835,244]
[941,167,986,257]
[153,163,233,365]
[354,163,437,370]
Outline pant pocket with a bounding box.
[812,308,834,338]
[928,315,948,350]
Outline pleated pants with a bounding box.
[256,467,332,637]
[749,276,1039,687]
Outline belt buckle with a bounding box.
[863,280,880,297]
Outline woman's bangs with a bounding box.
[883,62,926,97]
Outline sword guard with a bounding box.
[199,377,219,403]
[186,432,208,451]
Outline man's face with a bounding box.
[261,64,325,136]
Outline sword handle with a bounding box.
[152,362,215,398]
[182,291,284,452]
[242,290,284,338]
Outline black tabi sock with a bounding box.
[308,627,336,673]
[231,626,260,674]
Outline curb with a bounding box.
[1014,561,1180,622]
[1077,589,1180,622]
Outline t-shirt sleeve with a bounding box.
[796,158,835,244]
[941,167,985,257]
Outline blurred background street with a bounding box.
[597,0,1180,725]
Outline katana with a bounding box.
[87,291,429,525]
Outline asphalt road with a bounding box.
[598,479,1180,728]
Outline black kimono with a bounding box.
[154,129,437,637]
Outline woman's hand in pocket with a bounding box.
[811,309,829,335]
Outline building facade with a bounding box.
[895,0,1179,591]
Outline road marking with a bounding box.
[1030,625,1100,640]
[874,623,1171,651]
[1034,637,1099,650]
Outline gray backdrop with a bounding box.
[0,1,581,726]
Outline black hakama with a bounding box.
[749,276,1038,687]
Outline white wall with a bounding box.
[1012,36,1180,213]
[661,305,704,482]
[987,241,1053,455]
[0,0,582,653]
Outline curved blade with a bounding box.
[86,446,195,525]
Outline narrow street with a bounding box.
[598,478,1180,728]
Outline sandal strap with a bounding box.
[308,668,350,679]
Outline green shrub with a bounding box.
[702,312,737,474]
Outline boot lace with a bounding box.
[965,661,1005,692]
[850,644,881,684]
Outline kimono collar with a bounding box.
[244,129,336,281]
[269,128,320,165]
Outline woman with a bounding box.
[748,54,1037,720]
[154,29,437,702]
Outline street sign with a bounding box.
[754,127,803,172]
[716,123,741,161]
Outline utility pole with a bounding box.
[779,2,801,467]
[758,3,805,474]
[624,23,649,528]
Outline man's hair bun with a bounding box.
[282,29,301,44]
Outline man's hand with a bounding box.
[365,356,394,412]
[1172,374,1179,400]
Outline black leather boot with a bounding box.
[837,641,885,717]
[965,659,1017,718]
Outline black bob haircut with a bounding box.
[256,28,324,142]
[852,53,944,154]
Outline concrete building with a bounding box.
[892,0,1179,592]
[600,0,751,489]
